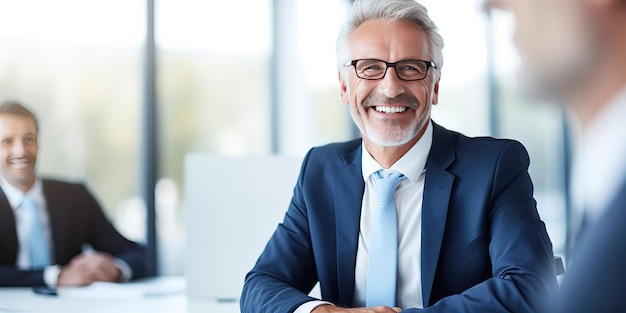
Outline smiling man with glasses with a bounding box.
[241,1,557,312]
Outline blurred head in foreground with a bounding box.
[485,0,626,127]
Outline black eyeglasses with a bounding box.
[345,59,437,81]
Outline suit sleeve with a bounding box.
[406,141,558,313]
[0,267,45,286]
[79,185,148,279]
[240,150,320,313]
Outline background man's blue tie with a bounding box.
[21,197,50,269]
[366,170,405,307]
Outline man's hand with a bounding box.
[312,304,402,313]
[57,252,122,286]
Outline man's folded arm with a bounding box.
[111,247,146,279]
[403,221,557,312]
[0,266,45,286]
[242,271,319,313]
[79,184,148,280]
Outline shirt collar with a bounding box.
[0,176,43,209]
[362,120,433,183]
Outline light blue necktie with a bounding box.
[21,197,50,269]
[366,170,404,307]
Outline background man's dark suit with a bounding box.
[0,179,147,286]
[554,179,626,312]
[241,123,557,312]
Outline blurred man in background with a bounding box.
[485,0,626,311]
[0,100,147,287]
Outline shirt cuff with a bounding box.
[44,265,61,286]
[294,300,334,313]
[113,258,133,282]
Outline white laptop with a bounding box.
[184,154,303,301]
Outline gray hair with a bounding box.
[336,0,444,79]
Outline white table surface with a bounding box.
[0,276,240,313]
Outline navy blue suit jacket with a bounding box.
[554,179,626,312]
[0,179,147,286]
[241,123,557,312]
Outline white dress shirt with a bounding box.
[296,121,433,312]
[570,85,626,236]
[1,177,132,286]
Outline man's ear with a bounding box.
[432,78,440,105]
[339,71,350,104]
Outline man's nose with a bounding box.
[377,68,405,99]
[13,141,26,155]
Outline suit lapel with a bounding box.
[334,144,364,306]
[0,188,18,264]
[42,180,71,264]
[421,123,456,305]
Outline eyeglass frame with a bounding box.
[344,59,437,81]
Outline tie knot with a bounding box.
[373,170,404,202]
[20,197,37,211]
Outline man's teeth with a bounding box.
[11,161,29,168]
[375,106,407,113]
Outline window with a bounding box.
[0,0,146,242]
[155,0,352,274]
